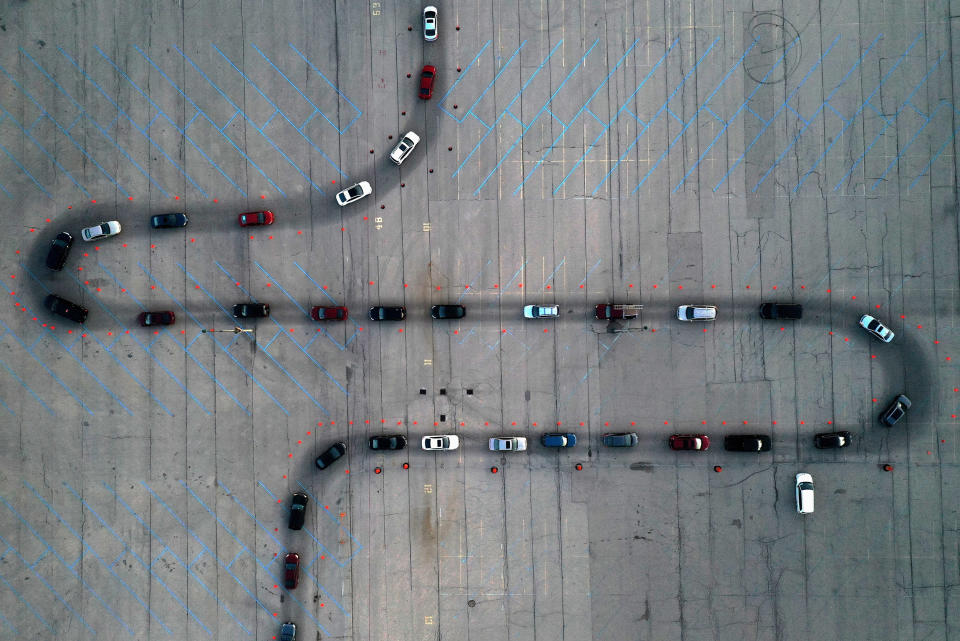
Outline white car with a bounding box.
[677,304,717,321]
[336,181,372,206]
[389,132,420,165]
[858,314,894,343]
[523,305,559,319]
[488,437,527,452]
[81,220,122,242]
[422,435,460,451]
[423,5,438,41]
[795,473,814,514]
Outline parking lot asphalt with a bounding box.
[0,0,958,640]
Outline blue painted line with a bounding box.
[542,258,565,289]
[66,555,81,570]
[185,110,201,129]
[545,108,566,126]
[554,38,678,194]
[435,40,492,119]
[0,106,90,197]
[288,42,363,123]
[790,34,922,194]
[223,110,240,128]
[150,550,165,568]
[173,481,333,632]
[143,482,276,621]
[456,262,491,304]
[255,480,278,501]
[0,139,53,198]
[204,44,342,186]
[0,496,110,636]
[110,549,126,568]
[870,100,945,191]
[262,329,283,349]
[618,107,645,126]
[0,391,14,416]
[23,482,165,635]
[224,550,243,570]
[252,44,339,133]
[22,50,172,198]
[64,114,82,131]
[0,318,92,414]
[744,103,766,123]
[32,323,134,417]
[113,46,252,198]
[748,32,888,193]
[27,549,48,568]
[517,38,643,195]
[633,36,742,194]
[0,570,53,633]
[501,259,529,291]
[824,101,849,124]
[471,112,492,129]
[103,483,237,636]
[58,47,208,198]
[577,259,603,288]
[598,38,724,196]
[253,262,309,315]
[865,100,893,126]
[0,606,17,634]
[785,103,809,126]
[450,41,526,120]
[908,118,960,190]
[701,104,724,124]
[0,61,125,197]
[219,481,284,555]
[666,106,685,125]
[146,113,161,130]
[713,33,844,192]
[451,39,569,178]
[904,100,928,119]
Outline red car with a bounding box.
[419,65,436,99]
[669,434,710,451]
[138,311,176,326]
[238,210,274,226]
[283,553,300,589]
[311,306,348,321]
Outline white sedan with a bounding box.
[858,314,894,343]
[389,132,420,165]
[422,435,460,451]
[523,305,559,319]
[423,5,438,41]
[81,220,121,242]
[488,437,527,452]
[335,181,372,206]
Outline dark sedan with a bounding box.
[150,213,189,228]
[879,394,911,426]
[602,432,638,447]
[288,492,308,530]
[369,306,406,321]
[814,431,851,449]
[369,434,407,450]
[723,434,771,452]
[45,232,73,270]
[138,311,176,326]
[431,305,466,319]
[315,442,347,469]
[233,303,270,318]
[44,294,88,323]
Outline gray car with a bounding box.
[602,432,638,447]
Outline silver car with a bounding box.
[81,220,122,241]
[488,437,527,451]
[677,304,717,321]
[389,132,420,165]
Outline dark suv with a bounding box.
[759,303,803,320]
[44,294,88,323]
[233,303,270,318]
[45,232,74,270]
[879,394,911,426]
[288,492,308,530]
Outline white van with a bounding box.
[795,473,814,514]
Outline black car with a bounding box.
[723,434,771,452]
[814,431,851,449]
[431,305,466,319]
[288,492,308,530]
[758,303,803,320]
[138,311,175,326]
[150,213,189,228]
[315,442,347,469]
[369,434,408,450]
[233,303,270,318]
[369,306,406,321]
[602,432,638,447]
[44,294,88,323]
[879,394,911,426]
[45,232,74,270]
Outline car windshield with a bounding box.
[423,70,433,78]
[868,319,880,331]
[328,448,342,460]
[349,186,362,197]
[99,224,110,233]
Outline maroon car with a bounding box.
[311,306,348,321]
[419,65,436,99]
[238,210,275,226]
[669,434,710,451]
[283,553,300,589]
[138,311,176,326]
